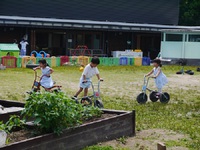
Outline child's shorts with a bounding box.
[79,78,91,89]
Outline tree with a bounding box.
[179,0,200,26]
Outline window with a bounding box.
[189,35,200,42]
[166,34,183,41]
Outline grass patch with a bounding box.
[0,65,199,149]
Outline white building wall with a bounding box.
[184,42,200,59]
[161,41,182,58]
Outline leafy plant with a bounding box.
[0,121,6,131]
[5,115,25,132]
[82,106,102,120]
[22,92,102,134]
[83,145,114,150]
[0,115,24,133]
[116,136,127,145]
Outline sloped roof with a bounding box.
[0,44,19,51]
[0,0,179,25]
[0,15,200,32]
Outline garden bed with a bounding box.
[0,109,135,150]
[0,100,24,123]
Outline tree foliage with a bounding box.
[179,0,200,25]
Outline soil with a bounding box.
[7,113,117,144]
[100,129,190,150]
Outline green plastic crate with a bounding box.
[128,58,134,65]
[69,56,78,65]
[17,57,22,68]
[101,57,110,66]
[109,57,119,66]
[56,57,61,66]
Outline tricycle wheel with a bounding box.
[52,89,61,93]
[149,91,159,102]
[160,92,170,103]
[136,93,148,104]
[81,97,92,106]
[94,100,104,108]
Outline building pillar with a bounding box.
[136,35,141,49]
[30,30,36,50]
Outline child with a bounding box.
[33,59,54,91]
[145,59,168,93]
[72,57,102,99]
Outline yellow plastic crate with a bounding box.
[22,56,36,68]
[134,57,142,66]
[134,49,142,52]
[51,56,56,67]
[77,56,89,66]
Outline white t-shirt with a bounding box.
[20,41,28,50]
[82,64,99,79]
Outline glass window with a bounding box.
[189,35,200,42]
[166,34,183,41]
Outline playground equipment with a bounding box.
[31,51,42,57]
[72,45,90,56]
[137,76,170,104]
[0,44,19,57]
[30,51,50,58]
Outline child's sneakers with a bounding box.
[71,96,77,100]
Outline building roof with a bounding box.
[0,0,179,25]
[0,15,200,32]
[0,44,19,51]
[161,29,200,33]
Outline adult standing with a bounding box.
[20,39,28,56]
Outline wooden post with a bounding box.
[157,142,166,150]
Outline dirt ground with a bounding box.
[100,129,190,150]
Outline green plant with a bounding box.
[83,145,114,150]
[116,136,127,145]
[22,92,102,134]
[0,121,6,131]
[82,106,102,120]
[5,115,25,132]
[0,115,24,133]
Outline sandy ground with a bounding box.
[100,129,190,150]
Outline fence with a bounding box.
[1,56,17,68]
[0,56,151,68]
[69,49,107,57]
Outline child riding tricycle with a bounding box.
[29,59,61,93]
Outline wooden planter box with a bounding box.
[0,100,24,123]
[0,109,135,150]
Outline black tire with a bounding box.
[81,97,92,106]
[94,100,104,108]
[149,91,159,102]
[160,92,170,103]
[136,93,148,104]
[52,89,61,93]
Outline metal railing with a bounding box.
[69,49,107,57]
